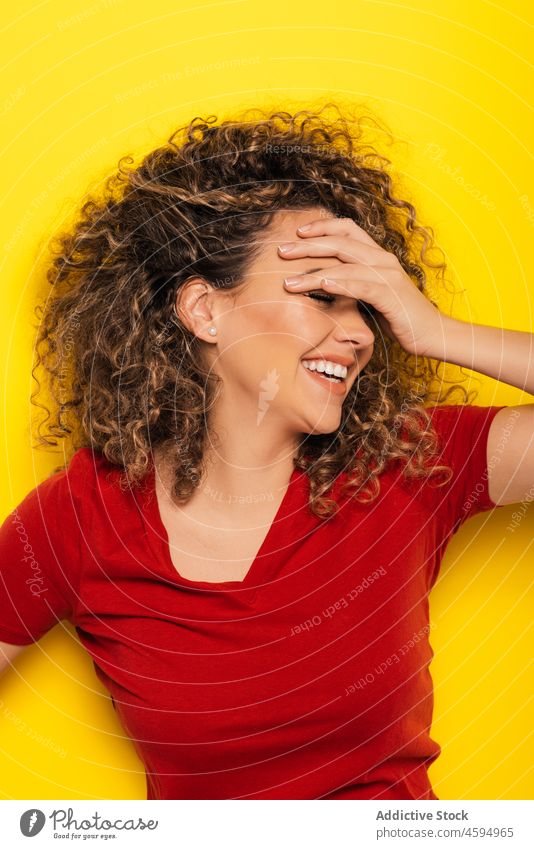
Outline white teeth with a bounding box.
[302,360,348,379]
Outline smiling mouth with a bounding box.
[300,362,349,393]
[301,361,349,382]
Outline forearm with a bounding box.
[430,317,534,396]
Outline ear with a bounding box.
[175,278,217,341]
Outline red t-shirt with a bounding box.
[0,404,508,800]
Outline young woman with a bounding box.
[1,104,532,800]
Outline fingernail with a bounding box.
[278,242,296,253]
[284,277,301,286]
[297,224,312,232]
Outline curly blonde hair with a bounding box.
[31,101,474,518]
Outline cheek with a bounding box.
[261,303,330,361]
[221,305,291,374]
[263,299,327,335]
[232,300,303,340]
[224,299,325,363]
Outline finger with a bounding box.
[278,236,384,267]
[283,265,393,288]
[296,215,379,248]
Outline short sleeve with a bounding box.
[0,465,78,645]
[425,403,509,533]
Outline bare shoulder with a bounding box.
[487,404,534,506]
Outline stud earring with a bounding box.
[208,326,217,336]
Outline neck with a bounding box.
[155,405,302,518]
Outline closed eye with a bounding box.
[304,291,335,304]
[305,291,376,314]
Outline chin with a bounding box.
[301,411,343,436]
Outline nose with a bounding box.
[333,308,376,350]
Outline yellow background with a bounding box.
[1,0,532,800]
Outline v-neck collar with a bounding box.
[136,462,307,596]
